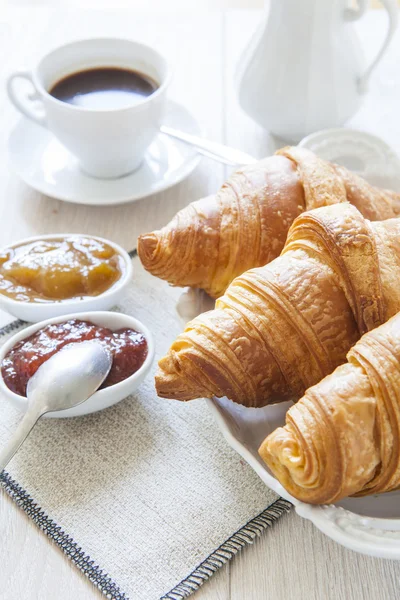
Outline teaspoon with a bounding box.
[160,125,257,167]
[0,340,112,472]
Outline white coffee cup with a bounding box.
[7,38,171,178]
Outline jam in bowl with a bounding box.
[0,311,154,418]
[0,234,132,322]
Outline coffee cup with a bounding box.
[7,38,171,179]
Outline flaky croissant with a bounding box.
[156,203,400,407]
[260,311,400,504]
[138,147,400,298]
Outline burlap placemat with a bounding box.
[0,254,290,600]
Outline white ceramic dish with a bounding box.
[298,128,400,192]
[178,130,400,559]
[0,233,132,322]
[0,311,154,418]
[208,397,400,560]
[8,100,202,206]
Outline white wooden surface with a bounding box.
[0,6,400,600]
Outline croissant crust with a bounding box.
[156,203,400,407]
[260,311,400,504]
[138,147,400,298]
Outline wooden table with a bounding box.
[0,6,400,599]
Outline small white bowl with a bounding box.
[298,128,400,191]
[0,311,154,418]
[0,234,133,322]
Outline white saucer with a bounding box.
[8,100,202,206]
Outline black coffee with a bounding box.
[49,67,158,110]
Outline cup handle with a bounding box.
[7,70,47,127]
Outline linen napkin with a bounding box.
[0,256,290,600]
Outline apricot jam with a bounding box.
[2,319,148,396]
[0,236,124,303]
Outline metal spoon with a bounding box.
[0,340,112,472]
[160,125,257,167]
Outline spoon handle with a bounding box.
[160,125,258,167]
[0,403,43,472]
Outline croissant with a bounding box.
[156,203,400,407]
[138,147,400,298]
[260,311,400,504]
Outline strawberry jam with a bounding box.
[1,318,148,396]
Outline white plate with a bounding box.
[8,100,202,206]
[204,133,400,561]
[208,397,400,560]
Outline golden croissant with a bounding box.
[138,147,400,298]
[156,203,400,407]
[260,311,400,504]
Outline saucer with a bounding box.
[8,100,202,206]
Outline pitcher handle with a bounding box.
[344,0,369,20]
[345,0,398,93]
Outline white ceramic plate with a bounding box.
[0,311,154,418]
[204,133,400,560]
[207,397,400,559]
[8,100,202,206]
[0,234,133,322]
[173,133,400,556]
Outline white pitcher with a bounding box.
[236,0,398,142]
